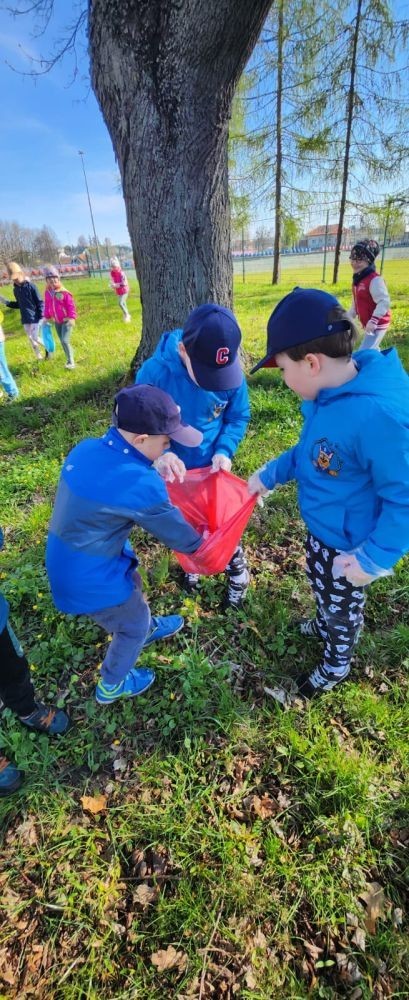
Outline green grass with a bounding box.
[0,265,408,998]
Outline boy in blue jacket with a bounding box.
[46,385,204,706]
[248,288,409,698]
[0,528,70,796]
[136,304,251,607]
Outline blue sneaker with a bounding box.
[143,615,184,648]
[20,702,71,736]
[0,756,24,796]
[96,667,155,705]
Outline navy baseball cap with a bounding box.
[250,288,351,372]
[182,303,243,390]
[113,384,203,447]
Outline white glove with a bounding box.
[211,454,232,474]
[365,319,378,334]
[247,471,270,497]
[154,452,186,483]
[0,294,8,305]
[332,553,377,587]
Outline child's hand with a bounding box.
[154,453,186,483]
[332,553,376,587]
[211,454,231,473]
[247,471,270,497]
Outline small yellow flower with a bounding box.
[170,692,176,701]
[32,605,38,610]
[38,592,43,598]
[113,739,120,746]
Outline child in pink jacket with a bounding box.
[110,257,131,322]
[43,266,77,369]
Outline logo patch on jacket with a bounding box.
[208,401,228,420]
[311,438,342,477]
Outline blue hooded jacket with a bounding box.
[259,349,409,570]
[46,427,203,614]
[0,528,8,633]
[135,329,250,468]
[5,280,43,324]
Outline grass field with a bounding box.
[0,265,408,999]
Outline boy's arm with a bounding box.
[133,500,202,553]
[354,408,409,570]
[212,380,251,458]
[256,445,299,491]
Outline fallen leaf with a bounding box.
[151,945,188,973]
[358,882,386,934]
[392,907,403,927]
[133,884,158,909]
[15,817,38,846]
[80,794,107,815]
[242,793,277,819]
[351,927,366,951]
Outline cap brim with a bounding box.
[170,423,203,447]
[250,354,278,374]
[190,354,243,391]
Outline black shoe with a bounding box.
[295,672,321,699]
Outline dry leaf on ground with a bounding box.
[151,945,188,973]
[133,884,159,909]
[80,794,107,815]
[358,882,386,934]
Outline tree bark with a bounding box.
[89,0,271,368]
[332,0,363,284]
[272,0,283,285]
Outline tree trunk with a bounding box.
[332,0,363,284]
[89,0,271,369]
[272,0,284,285]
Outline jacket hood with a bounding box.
[317,348,409,423]
[150,328,189,379]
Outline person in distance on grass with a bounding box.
[0,309,19,402]
[0,262,44,361]
[248,287,409,699]
[0,528,70,797]
[348,238,391,350]
[43,266,77,370]
[135,303,251,608]
[109,256,131,323]
[46,385,205,707]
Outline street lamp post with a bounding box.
[78,150,103,278]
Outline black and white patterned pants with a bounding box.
[305,533,366,689]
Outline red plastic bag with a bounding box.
[168,467,257,575]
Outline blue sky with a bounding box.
[0,5,130,246]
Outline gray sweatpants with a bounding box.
[55,321,74,364]
[90,573,151,684]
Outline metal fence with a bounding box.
[233,245,409,284]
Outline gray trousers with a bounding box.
[55,321,74,364]
[90,573,151,684]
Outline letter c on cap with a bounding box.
[216,346,229,366]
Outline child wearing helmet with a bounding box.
[348,238,391,349]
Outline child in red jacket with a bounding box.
[348,239,391,349]
[110,257,131,322]
[43,266,77,369]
